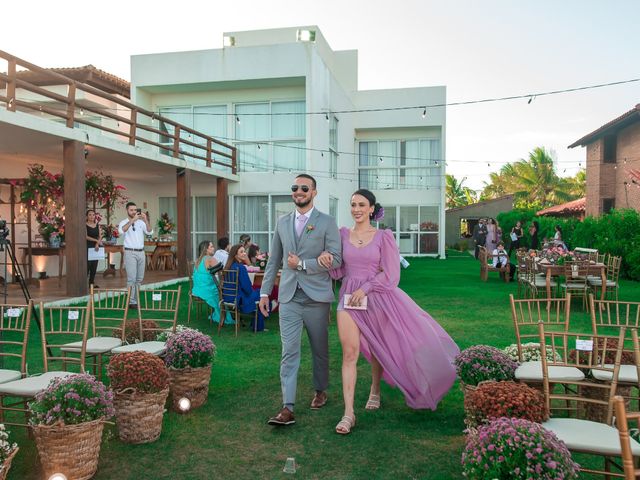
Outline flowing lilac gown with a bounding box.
[330,228,459,410]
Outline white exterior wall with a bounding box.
[130,26,446,256]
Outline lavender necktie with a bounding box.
[296,214,308,237]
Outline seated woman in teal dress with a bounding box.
[192,240,232,325]
[222,244,268,331]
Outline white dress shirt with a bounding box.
[492,248,508,268]
[118,218,153,249]
[214,249,229,265]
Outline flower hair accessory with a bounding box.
[372,206,384,222]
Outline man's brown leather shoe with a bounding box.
[267,407,295,425]
[310,391,327,409]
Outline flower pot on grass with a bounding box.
[455,345,518,401]
[107,351,169,444]
[28,374,114,480]
[164,328,216,412]
[0,424,17,480]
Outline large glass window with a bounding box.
[159,105,227,165]
[358,139,441,190]
[193,197,217,255]
[329,116,338,179]
[234,100,306,172]
[329,197,338,222]
[377,205,439,255]
[233,194,296,251]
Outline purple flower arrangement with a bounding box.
[28,373,114,426]
[164,329,216,369]
[455,345,518,386]
[462,417,579,479]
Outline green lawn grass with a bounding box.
[6,253,640,479]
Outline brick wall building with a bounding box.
[569,104,640,217]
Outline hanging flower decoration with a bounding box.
[20,164,128,244]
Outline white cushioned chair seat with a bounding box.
[515,361,585,382]
[0,369,22,384]
[587,279,617,287]
[0,371,73,396]
[562,283,588,289]
[111,341,166,356]
[591,364,638,383]
[543,418,640,456]
[61,337,122,354]
[530,279,558,288]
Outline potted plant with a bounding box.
[462,417,579,479]
[165,328,216,411]
[463,381,547,428]
[107,351,169,444]
[157,212,174,239]
[503,342,561,363]
[0,424,18,480]
[28,374,114,480]
[113,319,159,344]
[454,345,518,396]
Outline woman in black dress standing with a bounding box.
[508,220,524,257]
[86,209,102,288]
[529,220,540,250]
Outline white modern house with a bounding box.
[131,26,446,256]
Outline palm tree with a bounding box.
[446,175,475,209]
[480,147,581,209]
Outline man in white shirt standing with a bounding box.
[213,237,230,265]
[118,202,153,308]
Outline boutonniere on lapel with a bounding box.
[306,224,315,234]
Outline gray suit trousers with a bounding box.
[279,288,329,409]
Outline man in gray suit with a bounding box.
[259,174,342,426]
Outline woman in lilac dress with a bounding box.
[328,189,459,434]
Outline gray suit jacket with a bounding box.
[260,208,342,304]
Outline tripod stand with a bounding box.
[1,238,32,305]
[1,237,49,361]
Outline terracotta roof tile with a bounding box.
[536,197,586,216]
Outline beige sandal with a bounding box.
[365,394,381,410]
[335,415,356,435]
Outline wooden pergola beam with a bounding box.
[63,140,87,296]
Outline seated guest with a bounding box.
[222,244,268,331]
[214,237,230,265]
[492,241,516,281]
[192,241,232,325]
[247,244,261,265]
[239,234,252,249]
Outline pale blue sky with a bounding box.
[3,0,639,189]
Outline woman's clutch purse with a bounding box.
[343,294,368,310]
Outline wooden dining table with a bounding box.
[145,240,176,270]
[538,262,607,300]
[249,270,281,288]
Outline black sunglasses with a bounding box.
[291,185,310,193]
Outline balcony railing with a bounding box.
[0,50,236,174]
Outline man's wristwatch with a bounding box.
[296,259,304,271]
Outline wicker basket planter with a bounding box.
[32,419,104,480]
[580,383,632,423]
[113,387,169,444]
[168,365,212,411]
[460,381,477,399]
[0,447,18,480]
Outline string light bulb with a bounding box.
[236,116,240,124]
[48,474,67,480]
[80,108,84,116]
[8,97,14,108]
[257,144,261,150]
[178,397,191,413]
[528,96,534,104]
[325,112,329,122]
[422,107,427,118]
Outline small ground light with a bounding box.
[49,474,68,480]
[178,397,191,412]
